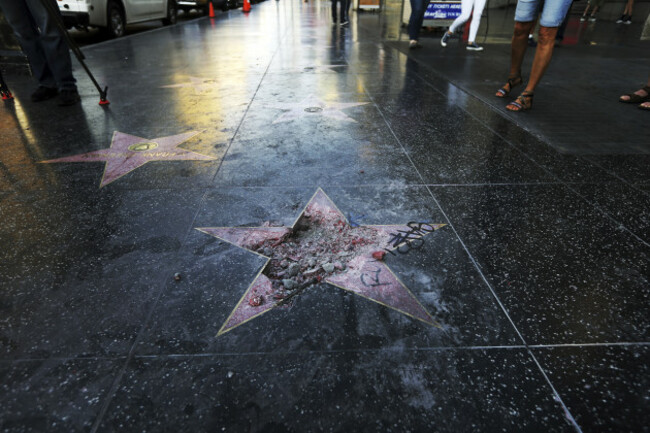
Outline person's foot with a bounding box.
[57,89,81,106]
[639,101,650,110]
[31,86,58,102]
[616,14,625,23]
[588,16,596,22]
[580,15,586,22]
[440,31,452,47]
[623,15,632,24]
[409,39,422,49]
[340,20,349,26]
[619,86,650,103]
[466,41,483,51]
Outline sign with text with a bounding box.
[424,1,462,20]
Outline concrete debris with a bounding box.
[322,263,335,273]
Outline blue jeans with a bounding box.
[408,0,428,41]
[515,0,573,27]
[0,0,76,90]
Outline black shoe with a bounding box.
[58,89,80,106]
[31,86,58,102]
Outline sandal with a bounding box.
[639,101,650,111]
[496,76,523,98]
[506,91,534,112]
[619,85,650,103]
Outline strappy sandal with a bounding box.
[506,91,533,112]
[619,85,650,103]
[496,76,523,98]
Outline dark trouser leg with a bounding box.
[525,26,558,93]
[0,0,57,89]
[510,21,534,78]
[407,0,427,40]
[331,0,338,21]
[25,0,76,90]
[341,0,347,21]
[344,0,351,21]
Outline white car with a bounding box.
[58,0,178,38]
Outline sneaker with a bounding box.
[409,39,422,49]
[57,88,80,106]
[527,34,537,47]
[440,32,452,47]
[616,15,625,23]
[588,16,596,22]
[580,15,586,22]
[340,20,349,26]
[466,42,483,51]
[31,86,58,102]
[624,15,632,24]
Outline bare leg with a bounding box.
[623,0,634,15]
[524,26,558,93]
[510,21,535,78]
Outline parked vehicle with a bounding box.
[57,0,178,38]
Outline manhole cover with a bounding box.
[128,142,159,152]
[304,107,323,113]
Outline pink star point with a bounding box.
[41,130,216,187]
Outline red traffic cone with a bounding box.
[242,0,251,13]
[209,1,216,17]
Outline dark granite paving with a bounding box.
[1,1,648,432]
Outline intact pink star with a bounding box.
[41,131,216,187]
[197,189,446,336]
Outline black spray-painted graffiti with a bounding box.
[385,222,437,256]
[360,266,389,287]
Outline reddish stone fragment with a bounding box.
[372,251,386,261]
[248,295,263,307]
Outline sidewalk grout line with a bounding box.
[86,7,292,432]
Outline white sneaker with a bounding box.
[466,42,483,51]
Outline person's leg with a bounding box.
[331,0,337,22]
[581,4,590,19]
[507,0,572,110]
[510,21,534,78]
[523,25,558,93]
[448,0,473,34]
[340,0,347,22]
[24,0,76,91]
[344,0,351,21]
[468,0,487,43]
[623,0,634,15]
[0,0,57,89]
[407,0,427,42]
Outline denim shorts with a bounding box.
[515,0,573,27]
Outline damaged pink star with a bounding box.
[197,189,446,336]
[41,131,216,187]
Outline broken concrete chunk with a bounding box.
[287,263,301,277]
[322,263,335,273]
[282,279,298,290]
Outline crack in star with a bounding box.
[41,131,216,187]
[197,188,446,336]
[267,94,369,123]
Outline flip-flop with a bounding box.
[619,85,650,103]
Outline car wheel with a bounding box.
[103,0,125,38]
[163,0,178,25]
